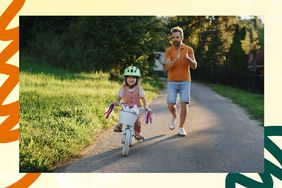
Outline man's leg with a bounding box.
[179,103,188,128]
[178,82,191,136]
[167,81,178,130]
[168,104,177,130]
[168,104,177,119]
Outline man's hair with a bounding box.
[171,26,184,38]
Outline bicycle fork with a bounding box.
[121,125,134,144]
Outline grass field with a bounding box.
[208,83,264,125]
[19,59,164,172]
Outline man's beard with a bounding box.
[173,41,180,47]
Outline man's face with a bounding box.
[172,31,183,47]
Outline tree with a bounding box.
[238,16,264,54]
[21,16,168,75]
[195,16,236,66]
[227,24,248,71]
[241,31,252,54]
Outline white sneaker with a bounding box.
[179,128,187,136]
[169,118,176,130]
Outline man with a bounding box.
[165,26,197,136]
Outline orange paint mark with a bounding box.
[0,0,22,143]
[0,0,41,187]
[6,173,41,188]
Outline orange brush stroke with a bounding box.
[6,173,41,188]
[0,0,41,187]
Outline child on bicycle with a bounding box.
[113,66,149,141]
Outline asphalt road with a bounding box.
[54,82,264,173]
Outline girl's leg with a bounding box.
[134,116,144,140]
[134,116,141,135]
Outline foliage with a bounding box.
[21,16,264,72]
[227,24,249,71]
[20,16,168,75]
[166,16,263,68]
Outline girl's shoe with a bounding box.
[113,124,122,132]
[135,134,144,141]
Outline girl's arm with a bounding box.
[114,96,122,106]
[141,97,149,110]
[114,87,123,106]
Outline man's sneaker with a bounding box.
[169,118,176,130]
[179,128,187,136]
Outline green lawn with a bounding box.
[19,59,164,172]
[208,83,264,125]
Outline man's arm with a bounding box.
[165,49,180,71]
[185,48,197,70]
[185,57,197,69]
[165,58,175,71]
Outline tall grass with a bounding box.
[20,59,164,172]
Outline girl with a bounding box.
[113,66,148,141]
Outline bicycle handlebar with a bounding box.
[104,102,152,124]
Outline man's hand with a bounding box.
[173,49,180,63]
[165,50,179,71]
[185,52,197,69]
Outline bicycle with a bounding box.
[104,102,152,157]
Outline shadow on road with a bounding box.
[54,134,186,172]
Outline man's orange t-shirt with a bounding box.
[165,43,195,82]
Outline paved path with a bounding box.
[54,82,264,173]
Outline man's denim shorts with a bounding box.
[167,81,191,104]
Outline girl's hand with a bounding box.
[114,101,120,106]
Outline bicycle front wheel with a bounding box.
[122,128,131,157]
